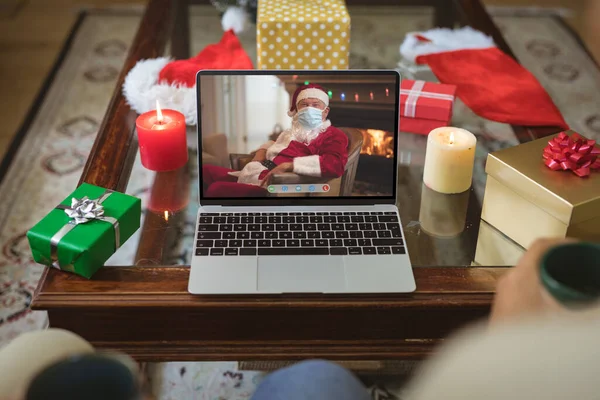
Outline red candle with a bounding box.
[136,101,188,171]
[147,168,190,213]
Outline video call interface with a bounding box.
[200,73,398,198]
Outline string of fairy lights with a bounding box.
[291,75,391,102]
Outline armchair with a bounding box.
[229,127,364,196]
[201,133,229,168]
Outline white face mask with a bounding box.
[296,107,324,130]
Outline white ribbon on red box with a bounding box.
[402,80,455,118]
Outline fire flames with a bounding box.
[361,129,394,158]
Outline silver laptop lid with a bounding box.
[196,70,400,207]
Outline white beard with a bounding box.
[263,119,332,163]
[289,119,331,144]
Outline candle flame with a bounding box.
[449,132,455,145]
[164,210,169,221]
[156,100,164,123]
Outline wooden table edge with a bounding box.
[78,340,446,362]
[32,265,501,361]
[31,266,505,309]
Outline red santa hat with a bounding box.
[287,84,330,117]
[400,27,568,129]
[122,30,253,126]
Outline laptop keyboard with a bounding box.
[195,211,406,256]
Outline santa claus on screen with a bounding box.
[203,83,349,197]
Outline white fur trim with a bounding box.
[266,132,293,160]
[291,119,330,144]
[122,57,198,125]
[228,161,267,185]
[221,6,248,34]
[293,155,321,177]
[399,27,495,63]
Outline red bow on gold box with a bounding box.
[543,131,600,177]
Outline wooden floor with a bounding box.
[0,0,595,164]
[0,0,145,164]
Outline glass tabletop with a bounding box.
[116,3,526,268]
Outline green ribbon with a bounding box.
[49,190,120,270]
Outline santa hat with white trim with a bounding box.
[400,27,568,129]
[122,30,253,126]
[288,84,330,117]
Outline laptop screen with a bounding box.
[197,70,399,205]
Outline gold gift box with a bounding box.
[256,0,350,70]
[474,220,526,266]
[481,131,600,249]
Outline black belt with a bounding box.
[261,160,277,170]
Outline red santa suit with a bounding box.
[203,84,349,198]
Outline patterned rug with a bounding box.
[0,5,599,399]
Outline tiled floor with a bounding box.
[0,0,595,163]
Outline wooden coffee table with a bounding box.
[31,0,563,362]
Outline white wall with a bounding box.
[199,75,221,138]
[244,75,291,151]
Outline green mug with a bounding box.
[540,242,600,308]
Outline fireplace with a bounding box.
[354,129,396,195]
[360,129,394,158]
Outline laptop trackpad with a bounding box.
[257,256,346,293]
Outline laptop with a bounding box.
[188,70,416,294]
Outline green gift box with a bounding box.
[27,183,141,279]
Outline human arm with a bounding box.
[402,237,600,400]
[228,138,279,185]
[251,140,276,163]
[292,129,349,178]
[489,237,576,326]
[404,303,600,400]
[252,148,267,162]
[259,162,294,188]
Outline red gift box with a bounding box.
[400,80,457,135]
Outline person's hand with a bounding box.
[260,162,294,188]
[489,237,577,327]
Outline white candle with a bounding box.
[423,127,477,194]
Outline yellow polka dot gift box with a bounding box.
[257,0,350,70]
